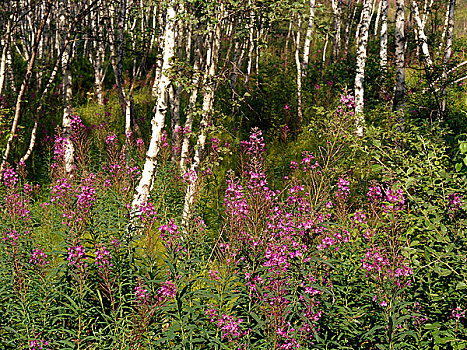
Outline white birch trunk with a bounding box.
[182,7,223,226]
[354,0,372,136]
[380,0,388,69]
[302,0,316,74]
[393,0,406,113]
[0,0,51,178]
[421,0,433,30]
[441,2,450,45]
[374,0,382,35]
[0,18,13,96]
[440,0,456,118]
[61,10,74,174]
[332,0,342,60]
[151,7,165,97]
[132,3,177,211]
[412,0,432,67]
[295,16,303,127]
[245,0,255,85]
[180,40,201,172]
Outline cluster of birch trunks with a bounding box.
[0,0,463,224]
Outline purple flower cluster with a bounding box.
[159,220,181,250]
[336,178,350,198]
[448,193,462,215]
[452,307,466,320]
[362,247,412,288]
[30,248,49,267]
[76,173,97,220]
[158,280,176,300]
[135,284,149,304]
[205,307,247,342]
[3,228,19,245]
[105,133,118,145]
[240,128,265,158]
[95,245,112,268]
[67,244,88,267]
[383,187,405,213]
[3,166,18,187]
[29,339,50,350]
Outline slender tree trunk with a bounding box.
[302,0,316,74]
[151,6,165,97]
[440,0,456,119]
[295,15,303,128]
[180,37,201,172]
[421,0,433,30]
[0,0,52,178]
[441,1,450,46]
[344,0,359,53]
[19,39,66,166]
[61,42,74,174]
[245,0,255,85]
[374,0,382,35]
[332,0,342,60]
[6,36,16,93]
[354,0,372,136]
[393,0,406,115]
[132,2,177,211]
[412,0,432,67]
[0,18,12,95]
[380,0,388,69]
[182,7,223,226]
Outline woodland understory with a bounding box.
[0,0,466,349]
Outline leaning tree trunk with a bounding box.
[302,0,316,75]
[0,0,52,178]
[182,8,223,227]
[354,0,372,137]
[412,0,432,67]
[132,2,177,212]
[440,0,456,119]
[393,0,406,116]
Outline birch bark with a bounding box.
[412,0,432,67]
[0,0,52,178]
[295,15,303,127]
[132,3,177,211]
[393,0,406,113]
[354,0,372,136]
[440,0,456,118]
[380,0,388,69]
[182,7,223,226]
[180,36,201,172]
[0,18,13,95]
[332,0,342,60]
[302,0,316,75]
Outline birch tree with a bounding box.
[0,0,52,178]
[302,0,316,75]
[354,0,372,136]
[380,0,388,69]
[393,0,406,114]
[440,0,456,118]
[182,4,224,226]
[295,14,303,127]
[332,0,342,60]
[412,0,432,67]
[132,1,177,212]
